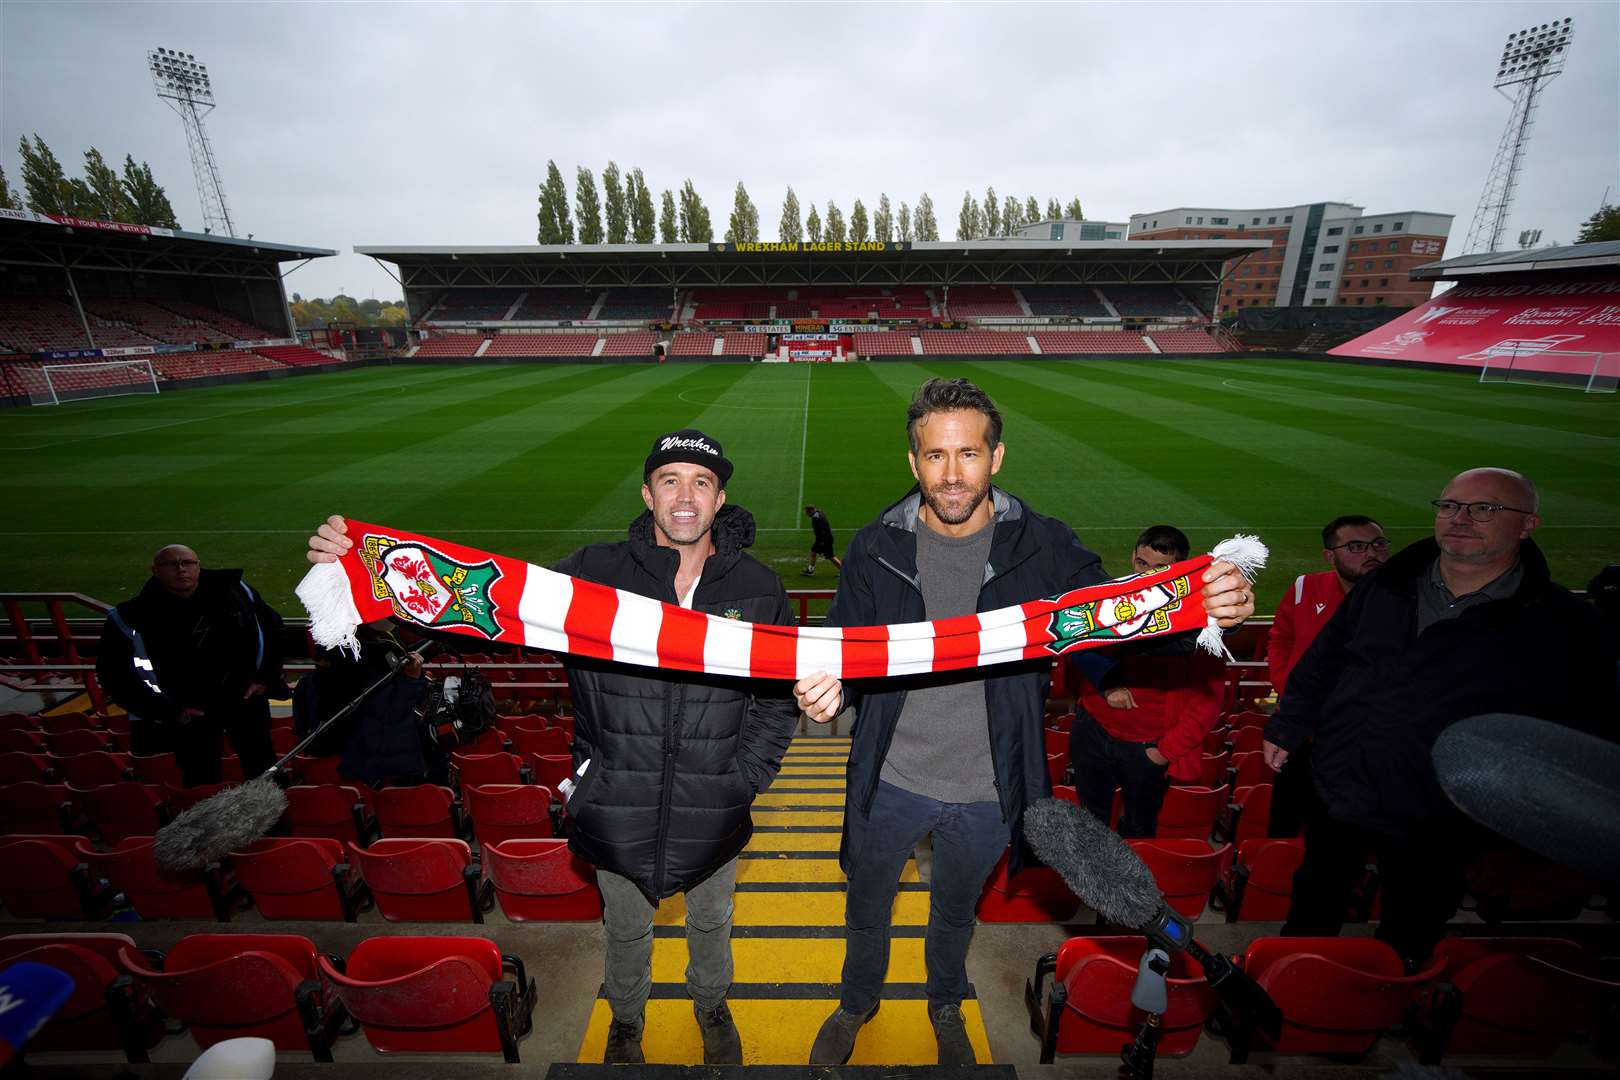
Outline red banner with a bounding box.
[1330,280,1620,373]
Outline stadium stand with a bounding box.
[1103,285,1203,318]
[597,330,656,356]
[853,331,916,356]
[720,332,768,357]
[669,331,720,356]
[424,289,522,322]
[158,300,274,340]
[1150,329,1225,353]
[596,287,674,320]
[510,288,596,321]
[80,301,225,345]
[83,315,160,348]
[485,334,599,357]
[253,344,342,367]
[0,297,91,352]
[921,330,1032,355]
[943,285,1024,319]
[1034,330,1151,354]
[152,350,285,381]
[414,335,485,357]
[1022,286,1111,318]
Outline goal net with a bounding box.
[1476,348,1618,394]
[33,359,161,406]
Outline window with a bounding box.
[1311,298,1327,306]
[1236,223,1245,231]
[1387,240,1398,251]
[1252,216,1261,225]
[1354,225,1365,234]
[1327,226,1343,236]
[1364,261,1374,270]
[1393,221,1404,231]
[1185,216,1193,225]
[1379,277,1389,286]
[1212,217,1229,225]
[1361,279,1369,287]
[1196,216,1204,224]
[1267,216,1277,224]
[1313,281,1330,290]
[1349,241,1358,252]
[1224,288,1232,296]
[1284,215,1293,223]
[1318,262,1336,271]
[1356,297,1366,305]
[1373,223,1384,233]
[1375,297,1384,304]
[1383,259,1394,269]
[1323,244,1339,253]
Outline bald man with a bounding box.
[1263,468,1618,969]
[96,545,284,785]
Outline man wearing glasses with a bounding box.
[1262,468,1618,970]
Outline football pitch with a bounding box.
[4,357,1615,616]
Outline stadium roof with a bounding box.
[357,239,1271,290]
[1409,240,1620,281]
[0,210,335,280]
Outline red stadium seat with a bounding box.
[0,933,163,1058]
[288,753,347,788]
[129,752,184,788]
[1212,838,1306,922]
[0,834,106,919]
[49,751,132,787]
[451,751,527,788]
[1042,726,1067,757]
[44,729,115,756]
[1203,726,1231,755]
[1127,839,1230,921]
[0,729,44,754]
[1231,937,1443,1060]
[40,712,100,735]
[548,714,575,741]
[507,726,570,757]
[118,933,345,1059]
[0,712,39,732]
[374,783,462,839]
[317,936,536,1061]
[75,836,244,921]
[483,839,603,921]
[0,781,75,834]
[1417,938,1601,1060]
[282,784,376,846]
[1032,330,1152,355]
[1155,784,1229,840]
[1216,782,1275,844]
[1228,749,1270,791]
[72,781,168,844]
[1198,752,1231,788]
[975,846,1081,922]
[0,751,50,783]
[525,753,573,794]
[1045,751,1069,786]
[232,837,367,921]
[1026,936,1217,1061]
[348,838,490,922]
[462,784,555,848]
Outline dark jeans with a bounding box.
[1282,788,1478,970]
[174,697,275,786]
[1268,738,1318,837]
[840,780,1008,1014]
[1069,713,1171,838]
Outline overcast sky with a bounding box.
[4,1,1615,302]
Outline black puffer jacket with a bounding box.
[554,504,799,901]
[1265,537,1619,834]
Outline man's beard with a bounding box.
[920,478,990,526]
[654,508,714,545]
[1336,558,1379,583]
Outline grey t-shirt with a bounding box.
[1416,557,1523,635]
[879,519,1001,804]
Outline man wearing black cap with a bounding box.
[307,427,798,1065]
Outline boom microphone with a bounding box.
[1023,797,1283,1040]
[1432,712,1620,885]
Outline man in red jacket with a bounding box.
[1265,516,1386,835]
[1071,526,1227,837]
[1268,516,1388,698]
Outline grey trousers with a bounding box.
[596,857,739,1025]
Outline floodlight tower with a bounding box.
[1463,18,1574,254]
[149,47,235,237]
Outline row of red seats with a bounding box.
[1150,330,1226,354]
[1026,935,1607,1064]
[413,335,484,357]
[1034,330,1152,355]
[852,331,915,355]
[0,931,536,1063]
[919,330,1032,355]
[483,334,599,356]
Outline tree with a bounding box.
[956,191,980,240]
[602,161,628,243]
[79,148,132,222]
[18,134,75,215]
[874,193,893,241]
[679,179,713,242]
[725,180,759,243]
[120,155,179,228]
[0,165,18,210]
[628,168,656,243]
[536,160,573,243]
[915,193,938,241]
[983,186,1000,238]
[779,186,803,241]
[898,201,912,241]
[575,166,603,244]
[824,200,846,242]
[1575,204,1620,244]
[1002,195,1021,235]
[1047,197,1063,220]
[659,188,679,243]
[1026,195,1041,223]
[806,204,823,243]
[1066,196,1084,220]
[849,198,869,241]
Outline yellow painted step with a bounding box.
[764,777,844,789]
[735,857,916,885]
[742,832,843,853]
[654,890,926,927]
[754,791,846,807]
[752,810,844,828]
[650,935,927,984]
[577,997,991,1064]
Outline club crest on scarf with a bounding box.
[1043,574,1192,655]
[359,533,503,638]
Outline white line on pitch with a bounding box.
[794,364,812,527]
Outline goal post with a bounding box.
[34,359,161,406]
[1477,348,1618,394]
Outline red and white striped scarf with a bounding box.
[297,518,1265,680]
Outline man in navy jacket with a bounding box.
[795,378,1254,1064]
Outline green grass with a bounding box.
[4,358,1615,616]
